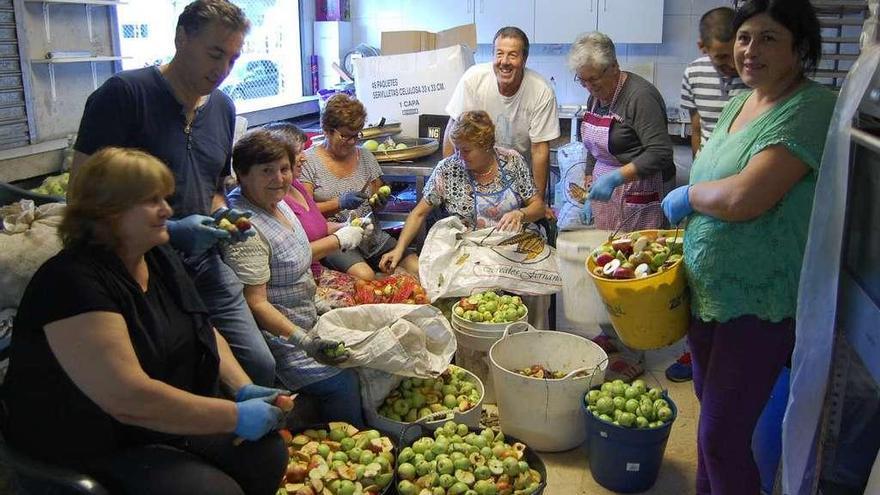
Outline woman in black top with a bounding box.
[2,148,288,495]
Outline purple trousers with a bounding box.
[689,315,795,495]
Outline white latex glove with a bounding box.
[333,225,364,251]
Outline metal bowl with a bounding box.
[368,137,439,163]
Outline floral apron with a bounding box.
[581,73,664,231]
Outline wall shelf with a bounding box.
[30,55,123,63]
[23,0,125,6]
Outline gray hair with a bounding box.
[567,32,618,72]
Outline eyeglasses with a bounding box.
[574,66,609,87]
[334,129,363,143]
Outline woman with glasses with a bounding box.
[568,31,675,232]
[301,94,419,280]
[567,31,675,382]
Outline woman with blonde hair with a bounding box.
[380,110,545,273]
[2,147,288,495]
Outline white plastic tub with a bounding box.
[365,365,485,445]
[451,302,528,403]
[489,322,608,452]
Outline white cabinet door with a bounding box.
[474,0,535,44]
[402,0,475,32]
[533,0,597,44]
[597,0,663,43]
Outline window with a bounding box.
[116,0,303,114]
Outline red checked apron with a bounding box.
[581,73,664,231]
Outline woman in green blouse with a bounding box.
[661,1,836,493]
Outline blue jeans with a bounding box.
[298,369,364,428]
[184,249,276,386]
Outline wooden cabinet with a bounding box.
[474,0,534,44]
[533,0,594,44]
[596,0,663,44]
[533,0,663,44]
[402,0,474,33]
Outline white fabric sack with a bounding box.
[0,200,65,308]
[554,141,595,231]
[312,303,456,377]
[419,216,562,302]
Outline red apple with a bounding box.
[595,252,614,267]
[235,217,252,231]
[613,267,635,279]
[275,394,295,412]
[602,258,621,276]
[611,238,633,255]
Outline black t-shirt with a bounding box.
[2,244,220,463]
[74,66,236,218]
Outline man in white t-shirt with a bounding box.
[444,26,560,205]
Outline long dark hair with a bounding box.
[732,0,821,74]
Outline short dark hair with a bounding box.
[699,7,736,44]
[264,121,308,148]
[493,26,530,59]
[177,0,250,37]
[232,128,295,177]
[733,0,821,74]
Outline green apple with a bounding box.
[363,139,379,152]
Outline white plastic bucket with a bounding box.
[489,322,608,452]
[365,365,485,445]
[556,229,614,337]
[451,302,528,403]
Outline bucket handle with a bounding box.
[397,410,454,450]
[502,321,535,339]
[586,356,612,390]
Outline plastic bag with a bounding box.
[418,216,562,302]
[554,141,596,231]
[0,200,65,308]
[314,267,356,312]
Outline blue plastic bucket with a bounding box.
[582,389,678,493]
[753,367,790,494]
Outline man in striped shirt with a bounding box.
[681,7,749,157]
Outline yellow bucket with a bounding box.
[585,230,689,350]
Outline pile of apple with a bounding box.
[378,366,481,423]
[369,185,392,207]
[215,214,253,236]
[396,421,543,495]
[31,172,69,198]
[363,137,409,153]
[453,291,527,324]
[514,364,587,380]
[278,422,395,495]
[353,274,429,305]
[590,232,684,280]
[584,379,675,429]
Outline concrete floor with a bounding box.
[504,339,700,495]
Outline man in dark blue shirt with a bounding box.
[72,0,276,386]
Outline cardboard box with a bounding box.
[353,45,474,137]
[381,24,477,56]
[316,0,350,21]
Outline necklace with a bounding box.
[471,165,494,177]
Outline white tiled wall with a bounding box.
[347,0,732,109]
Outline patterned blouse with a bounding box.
[423,146,536,227]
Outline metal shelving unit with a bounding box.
[812,0,870,88]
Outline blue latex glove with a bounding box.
[166,214,229,257]
[234,395,284,441]
[212,207,257,243]
[339,191,369,210]
[662,185,693,225]
[235,384,287,403]
[588,169,625,201]
[580,200,593,225]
